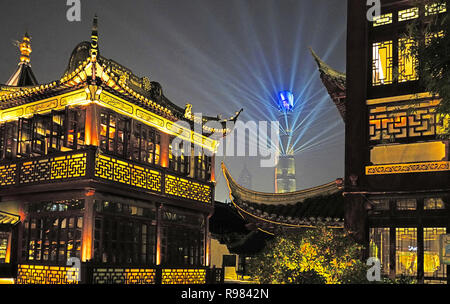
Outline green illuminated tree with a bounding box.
[247,226,368,284]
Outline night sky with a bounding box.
[0,0,347,202]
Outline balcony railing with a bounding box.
[15,263,224,284]
[0,147,213,204]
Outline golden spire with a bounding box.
[18,32,32,64]
[90,15,99,61]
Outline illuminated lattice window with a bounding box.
[398,7,419,21]
[0,232,9,263]
[371,199,390,211]
[169,136,190,176]
[160,207,205,266]
[131,121,161,166]
[22,212,83,263]
[396,199,417,210]
[372,41,393,86]
[398,38,419,82]
[193,147,212,181]
[424,198,446,210]
[369,228,390,275]
[0,121,17,160]
[65,108,86,150]
[425,2,447,16]
[424,228,447,279]
[369,100,440,143]
[396,228,417,277]
[372,13,393,27]
[93,208,157,265]
[100,111,131,158]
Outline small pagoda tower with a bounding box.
[6,33,38,86]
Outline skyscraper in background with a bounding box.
[275,91,297,193]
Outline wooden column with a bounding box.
[81,191,95,262]
[85,104,99,147]
[204,213,211,267]
[160,133,170,168]
[155,203,163,265]
[210,155,216,183]
[389,227,396,280]
[417,199,424,283]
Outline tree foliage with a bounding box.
[247,226,368,284]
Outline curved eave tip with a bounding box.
[232,108,243,122]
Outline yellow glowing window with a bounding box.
[396,199,417,210]
[424,228,447,278]
[398,38,419,82]
[369,228,390,275]
[425,2,447,16]
[373,13,393,27]
[396,228,417,277]
[424,198,445,210]
[398,7,419,21]
[372,41,393,86]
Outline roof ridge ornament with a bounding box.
[5,33,38,86]
[90,15,99,62]
[15,32,32,65]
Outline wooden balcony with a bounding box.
[0,146,214,204]
[15,263,224,284]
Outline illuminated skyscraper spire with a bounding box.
[275,90,297,193]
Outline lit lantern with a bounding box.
[277,90,294,112]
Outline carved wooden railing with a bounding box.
[0,147,213,204]
[15,263,222,284]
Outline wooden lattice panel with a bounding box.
[95,154,162,192]
[0,163,16,186]
[369,100,441,142]
[16,264,79,284]
[165,175,211,203]
[161,269,206,284]
[19,153,87,184]
[92,268,156,284]
[366,161,450,175]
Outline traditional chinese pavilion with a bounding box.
[0,17,240,284]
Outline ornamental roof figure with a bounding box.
[5,33,38,87]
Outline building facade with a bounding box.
[0,18,240,284]
[345,0,450,283]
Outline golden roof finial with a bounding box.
[90,15,99,61]
[18,32,32,64]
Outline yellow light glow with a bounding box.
[366,161,450,175]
